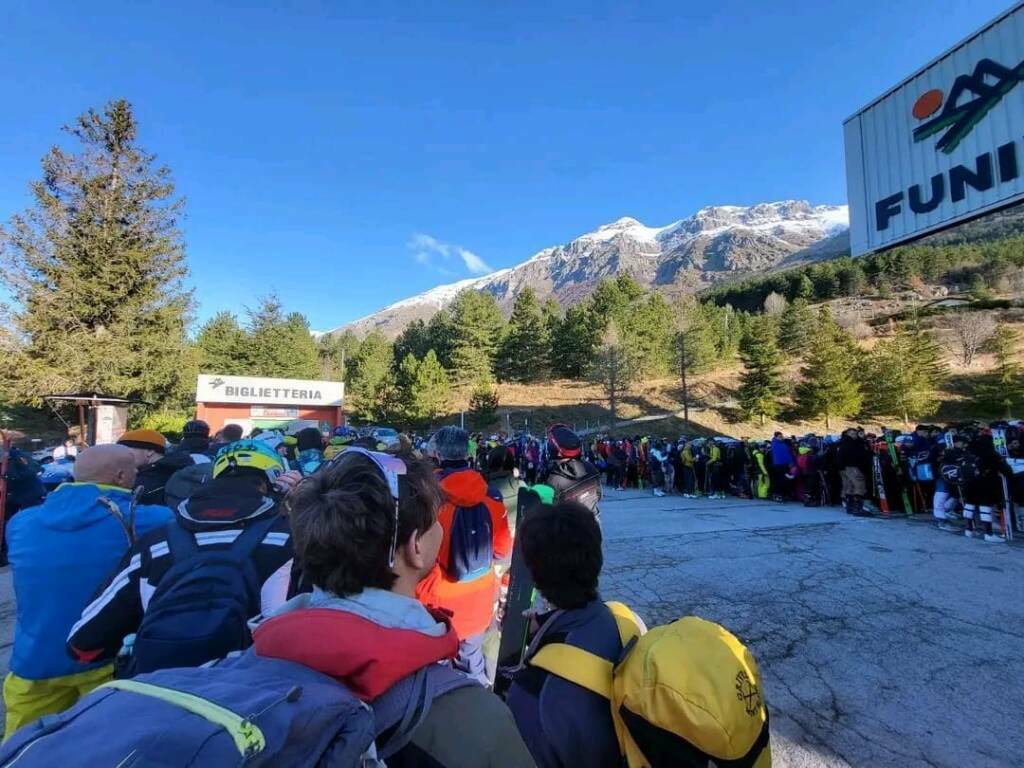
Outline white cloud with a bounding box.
[407,233,492,275]
[458,247,492,275]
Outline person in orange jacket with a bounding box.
[417,426,512,685]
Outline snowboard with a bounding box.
[873,452,890,517]
[992,428,1017,541]
[885,433,913,516]
[493,486,545,698]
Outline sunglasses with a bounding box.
[330,447,407,568]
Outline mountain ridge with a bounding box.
[328,199,850,338]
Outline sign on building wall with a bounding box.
[196,374,344,407]
[844,4,1024,255]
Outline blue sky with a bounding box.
[0,0,1009,330]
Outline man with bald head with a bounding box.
[3,444,172,739]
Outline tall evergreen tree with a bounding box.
[467,375,500,430]
[862,320,947,424]
[195,311,250,374]
[348,331,396,422]
[0,99,192,407]
[794,308,863,429]
[675,296,719,374]
[979,323,1024,418]
[777,298,816,357]
[448,290,505,384]
[737,316,786,426]
[497,287,548,382]
[393,319,431,364]
[246,295,319,378]
[551,303,600,378]
[318,330,360,381]
[397,350,450,427]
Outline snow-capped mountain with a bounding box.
[332,200,849,338]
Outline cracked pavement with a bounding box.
[598,490,1024,768]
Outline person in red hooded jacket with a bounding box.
[417,427,512,685]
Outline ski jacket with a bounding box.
[134,449,211,507]
[486,470,520,520]
[66,475,293,666]
[506,599,624,768]
[837,435,872,472]
[8,484,172,680]
[770,437,795,467]
[416,467,512,639]
[251,588,534,768]
[2,447,45,511]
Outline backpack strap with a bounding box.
[529,644,613,700]
[165,519,200,563]
[527,601,643,701]
[229,515,278,559]
[373,663,479,759]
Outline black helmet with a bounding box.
[182,419,210,439]
[547,423,582,459]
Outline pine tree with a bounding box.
[246,295,319,378]
[541,298,562,372]
[195,312,250,375]
[979,324,1024,418]
[497,287,548,382]
[468,376,499,430]
[393,319,431,364]
[862,320,947,424]
[551,303,600,378]
[777,298,816,357]
[448,290,505,384]
[397,350,450,427]
[348,331,396,422]
[795,273,815,300]
[737,316,786,426]
[0,99,192,407]
[318,330,360,381]
[675,297,718,373]
[795,307,863,429]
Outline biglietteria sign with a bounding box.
[844,4,1024,256]
[196,374,344,407]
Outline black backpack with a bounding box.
[128,516,277,676]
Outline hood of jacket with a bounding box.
[251,587,459,701]
[176,474,276,529]
[438,467,490,507]
[30,483,135,532]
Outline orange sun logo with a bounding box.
[912,89,944,120]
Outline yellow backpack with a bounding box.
[529,603,771,768]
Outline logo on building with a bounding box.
[912,58,1024,154]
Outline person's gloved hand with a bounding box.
[274,470,303,497]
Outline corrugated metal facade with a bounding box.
[844,3,1024,255]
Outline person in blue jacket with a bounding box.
[506,501,627,768]
[770,432,796,502]
[3,444,172,740]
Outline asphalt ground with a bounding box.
[598,490,1024,768]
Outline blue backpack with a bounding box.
[447,501,493,582]
[0,649,478,767]
[128,516,277,675]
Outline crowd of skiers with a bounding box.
[577,422,1024,542]
[0,419,775,768]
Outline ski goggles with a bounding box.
[329,447,407,568]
